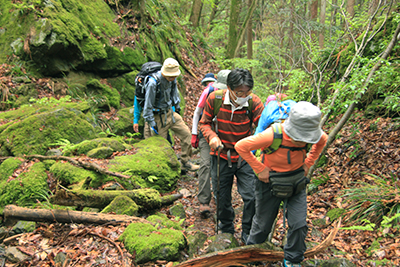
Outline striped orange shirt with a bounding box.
[199,89,264,162]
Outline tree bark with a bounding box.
[247,0,253,70]
[226,0,241,59]
[189,0,204,28]
[233,0,258,58]
[49,189,182,210]
[174,219,341,267]
[2,205,150,225]
[319,0,326,49]
[347,0,355,18]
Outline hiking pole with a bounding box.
[215,144,224,234]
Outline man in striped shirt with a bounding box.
[199,68,264,243]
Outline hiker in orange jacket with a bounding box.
[235,101,328,267]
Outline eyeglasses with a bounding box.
[233,89,252,97]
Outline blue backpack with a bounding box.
[254,99,297,136]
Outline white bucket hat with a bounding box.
[283,101,323,144]
[213,70,231,89]
[161,58,181,77]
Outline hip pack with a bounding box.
[269,168,309,198]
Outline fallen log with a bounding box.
[174,218,341,267]
[2,205,150,225]
[50,188,183,210]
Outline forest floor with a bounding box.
[0,58,399,267]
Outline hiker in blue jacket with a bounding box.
[143,58,199,172]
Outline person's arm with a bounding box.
[172,81,181,111]
[143,78,158,128]
[133,96,142,132]
[235,128,274,175]
[304,132,328,168]
[199,93,220,150]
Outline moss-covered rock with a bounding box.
[147,213,183,231]
[86,79,120,109]
[0,162,49,212]
[207,233,239,252]
[169,203,186,221]
[0,158,23,181]
[326,208,346,221]
[107,136,180,192]
[12,221,36,235]
[62,137,127,156]
[186,230,207,258]
[86,146,114,159]
[49,161,104,187]
[106,108,136,136]
[101,195,139,216]
[119,222,186,264]
[0,107,97,156]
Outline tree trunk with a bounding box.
[233,0,258,58]
[189,0,204,28]
[174,219,341,267]
[2,205,150,225]
[226,0,241,59]
[347,0,355,18]
[308,0,319,72]
[247,0,253,69]
[207,0,221,32]
[319,0,326,49]
[49,189,182,210]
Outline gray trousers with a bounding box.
[246,177,308,263]
[211,156,256,235]
[197,136,212,204]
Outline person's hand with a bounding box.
[175,106,181,116]
[151,125,159,135]
[258,167,271,183]
[303,164,309,176]
[191,134,199,148]
[133,124,139,133]
[209,136,222,151]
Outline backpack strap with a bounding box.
[262,123,311,164]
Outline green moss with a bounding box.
[108,136,180,192]
[86,78,121,109]
[119,222,186,264]
[147,213,183,231]
[0,162,49,209]
[0,158,23,181]
[49,161,102,186]
[101,195,139,216]
[326,208,346,221]
[0,107,97,156]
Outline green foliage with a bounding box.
[341,219,376,231]
[28,96,72,106]
[341,173,400,224]
[308,173,330,192]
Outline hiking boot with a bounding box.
[241,232,249,245]
[181,161,199,172]
[199,204,211,218]
[282,259,301,267]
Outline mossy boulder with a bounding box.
[62,137,128,157]
[119,222,186,264]
[186,230,208,258]
[12,221,36,235]
[107,71,138,108]
[86,79,121,109]
[106,108,137,136]
[107,136,180,192]
[0,158,23,180]
[0,107,97,156]
[0,162,48,212]
[49,161,104,188]
[147,213,183,231]
[101,195,139,216]
[169,203,186,221]
[86,147,114,159]
[207,233,239,253]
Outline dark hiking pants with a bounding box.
[246,171,308,263]
[211,156,256,235]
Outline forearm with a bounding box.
[191,107,202,134]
